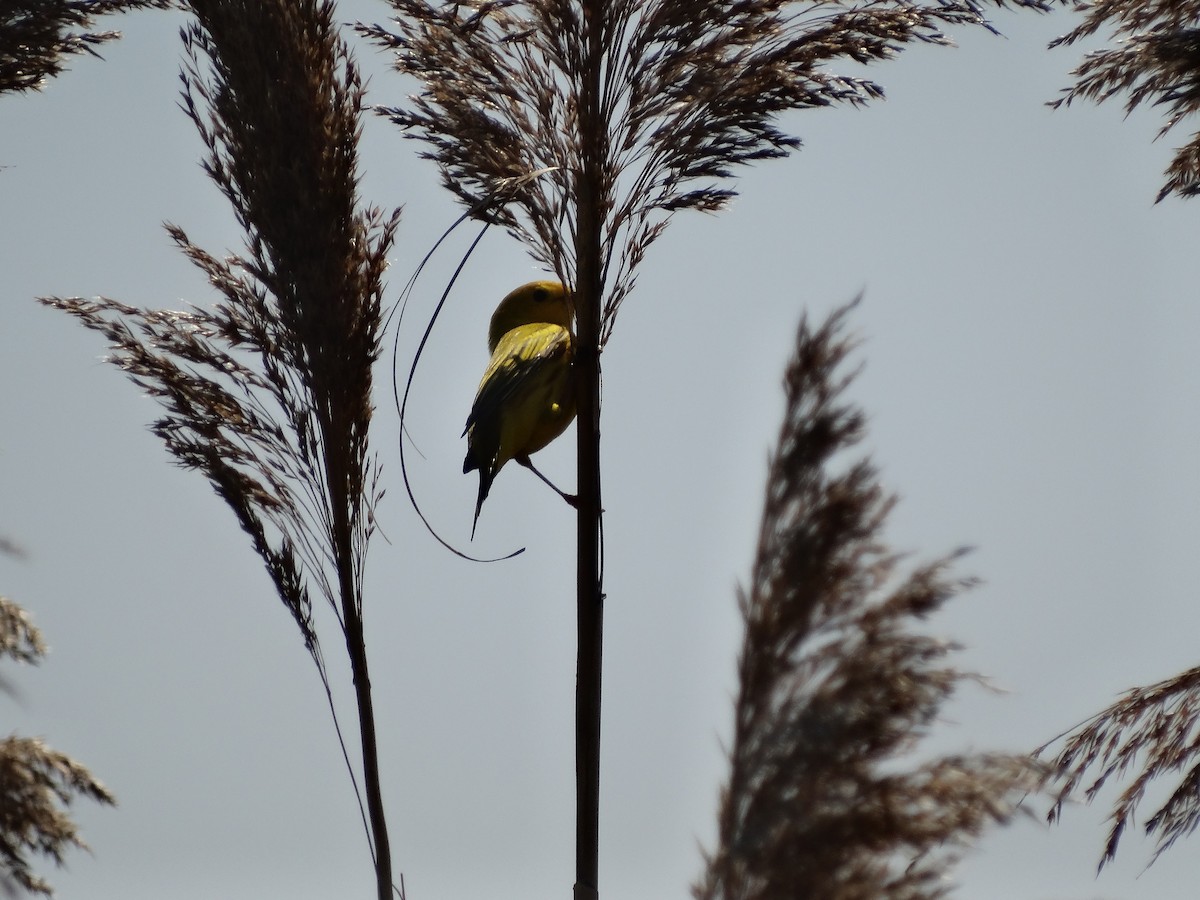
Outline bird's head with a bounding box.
[487,280,572,353]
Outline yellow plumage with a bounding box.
[463,281,576,537]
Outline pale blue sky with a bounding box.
[3,2,1200,898]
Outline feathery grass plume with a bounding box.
[1050,0,1200,201]
[0,537,33,704]
[1038,667,1200,869]
[0,0,172,94]
[360,0,1052,343]
[694,301,1041,900]
[1,544,114,896]
[0,734,116,897]
[41,1,401,896]
[0,598,42,668]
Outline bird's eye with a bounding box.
[534,287,550,302]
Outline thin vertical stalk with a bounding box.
[315,344,392,899]
[343,610,391,900]
[329,482,392,900]
[573,1,605,897]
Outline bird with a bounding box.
[462,280,577,538]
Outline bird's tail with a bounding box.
[471,468,494,541]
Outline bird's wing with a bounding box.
[464,323,573,434]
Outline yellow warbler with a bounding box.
[462,280,577,538]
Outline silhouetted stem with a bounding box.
[344,603,392,900]
[323,416,392,900]
[573,1,604,897]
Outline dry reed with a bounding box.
[1051,0,1200,200]
[694,302,1042,900]
[0,0,171,93]
[40,1,400,897]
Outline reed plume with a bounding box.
[1039,667,1200,870]
[362,0,1052,342]
[0,544,114,896]
[695,301,1041,900]
[1050,0,1200,200]
[41,1,401,897]
[0,0,171,93]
